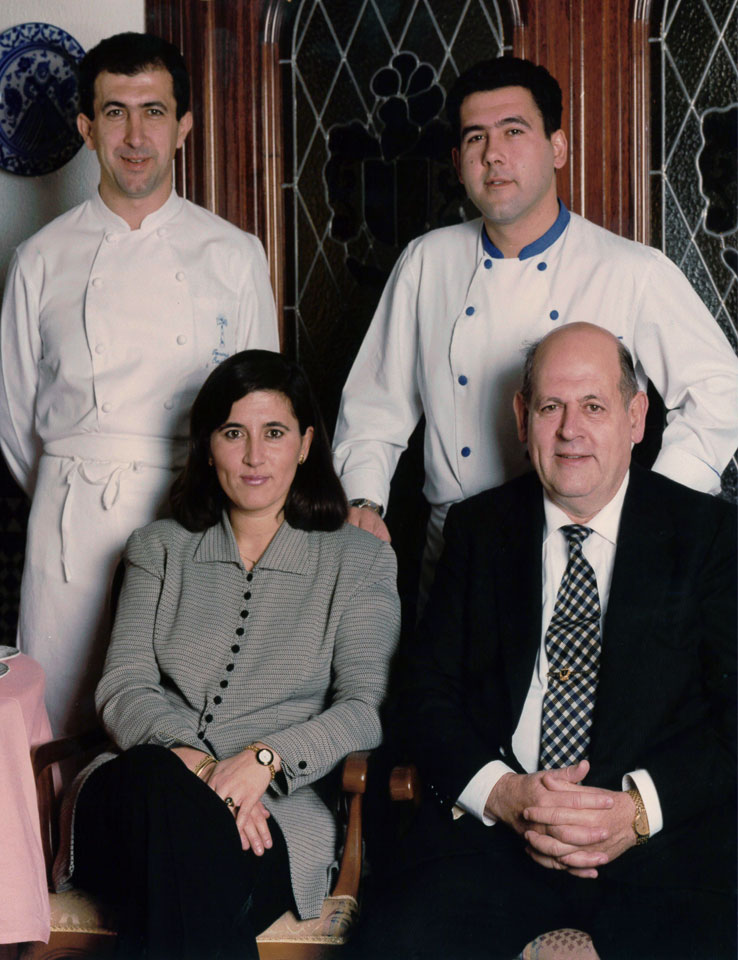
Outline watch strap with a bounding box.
[349,497,384,518]
[627,787,650,844]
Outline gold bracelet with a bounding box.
[193,754,217,779]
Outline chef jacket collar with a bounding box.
[90,188,184,234]
[481,199,570,260]
[195,510,312,576]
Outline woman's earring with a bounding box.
[298,454,305,465]
[208,457,214,466]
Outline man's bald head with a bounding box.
[520,323,639,410]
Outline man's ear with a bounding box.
[551,129,567,170]
[451,146,463,185]
[176,111,193,149]
[629,390,649,444]
[513,392,529,443]
[77,113,96,151]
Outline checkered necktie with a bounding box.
[538,524,601,770]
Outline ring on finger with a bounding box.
[224,796,235,808]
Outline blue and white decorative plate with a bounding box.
[0,22,85,176]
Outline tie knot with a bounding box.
[561,524,592,551]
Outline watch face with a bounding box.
[256,748,274,766]
[635,813,649,836]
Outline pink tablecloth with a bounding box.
[0,653,52,944]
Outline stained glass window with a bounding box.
[281,0,513,423]
[651,0,738,498]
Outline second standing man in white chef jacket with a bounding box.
[0,33,279,734]
[333,56,738,601]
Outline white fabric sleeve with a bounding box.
[332,245,423,508]
[623,769,663,836]
[238,235,279,352]
[455,759,516,825]
[0,250,43,496]
[633,250,738,494]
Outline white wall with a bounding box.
[0,0,145,285]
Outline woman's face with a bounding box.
[209,390,313,521]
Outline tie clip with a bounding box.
[549,668,575,681]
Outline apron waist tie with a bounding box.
[59,457,142,582]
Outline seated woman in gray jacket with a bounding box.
[59,349,401,960]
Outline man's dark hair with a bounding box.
[446,56,563,144]
[77,32,190,119]
[520,331,639,409]
[171,350,348,533]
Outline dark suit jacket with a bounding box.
[399,465,736,879]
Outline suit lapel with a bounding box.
[492,474,545,726]
[588,465,676,767]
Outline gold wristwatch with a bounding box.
[246,743,276,781]
[627,787,650,845]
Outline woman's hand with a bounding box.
[237,801,273,855]
[201,744,281,854]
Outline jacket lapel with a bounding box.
[493,474,545,727]
[587,465,675,767]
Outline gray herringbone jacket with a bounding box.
[55,514,400,918]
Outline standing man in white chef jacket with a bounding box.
[0,33,278,735]
[333,56,738,600]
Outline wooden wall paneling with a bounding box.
[261,1,287,326]
[146,0,266,236]
[146,0,286,340]
[517,0,637,238]
[633,0,655,244]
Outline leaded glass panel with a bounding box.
[651,0,738,499]
[281,0,513,424]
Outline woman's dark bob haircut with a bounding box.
[171,350,347,532]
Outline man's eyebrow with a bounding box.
[100,99,169,111]
[535,393,605,404]
[494,115,532,129]
[460,115,533,139]
[460,123,485,140]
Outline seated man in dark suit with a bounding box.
[355,322,736,960]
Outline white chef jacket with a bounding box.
[333,204,738,523]
[0,189,279,734]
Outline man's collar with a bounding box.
[481,200,570,261]
[543,471,630,545]
[90,188,183,233]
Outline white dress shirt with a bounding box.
[457,473,663,834]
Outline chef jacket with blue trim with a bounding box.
[334,203,738,535]
[0,189,279,734]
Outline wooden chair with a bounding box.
[390,764,601,960]
[24,734,369,960]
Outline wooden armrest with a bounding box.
[30,728,109,779]
[332,750,370,898]
[341,750,369,794]
[390,763,422,805]
[31,727,109,886]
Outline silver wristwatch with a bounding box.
[349,497,384,517]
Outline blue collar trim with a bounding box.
[481,200,570,260]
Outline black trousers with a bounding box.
[350,802,737,960]
[72,744,296,960]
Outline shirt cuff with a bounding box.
[456,759,515,825]
[623,769,663,836]
[338,472,389,511]
[652,447,721,495]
